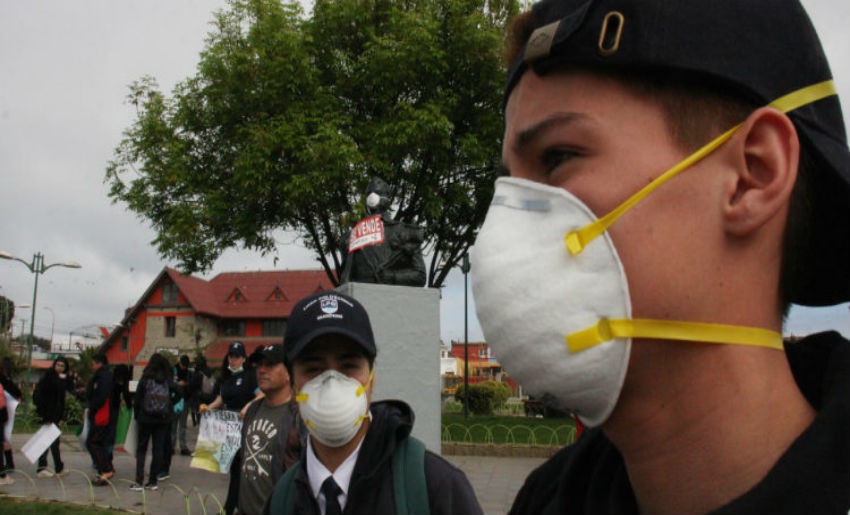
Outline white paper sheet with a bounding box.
[21,423,61,464]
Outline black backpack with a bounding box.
[143,379,171,417]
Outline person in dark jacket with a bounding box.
[200,341,262,515]
[171,354,192,456]
[266,291,482,515]
[86,353,114,485]
[471,2,850,514]
[189,356,215,426]
[33,356,70,478]
[131,352,181,491]
[0,357,22,477]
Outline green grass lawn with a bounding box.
[442,413,577,446]
[0,497,128,514]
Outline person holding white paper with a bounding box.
[33,357,70,478]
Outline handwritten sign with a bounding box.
[190,410,242,474]
[348,215,385,252]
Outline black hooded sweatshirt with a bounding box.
[267,399,483,515]
[34,357,69,424]
[508,330,850,515]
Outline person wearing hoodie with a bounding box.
[0,357,22,478]
[266,291,482,515]
[86,353,114,485]
[33,356,70,478]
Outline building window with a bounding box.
[221,320,246,337]
[121,336,129,351]
[165,316,176,337]
[162,283,178,304]
[262,319,286,337]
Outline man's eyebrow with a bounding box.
[514,111,589,152]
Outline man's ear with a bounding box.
[722,107,799,236]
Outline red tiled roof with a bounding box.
[166,267,333,319]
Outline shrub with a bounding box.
[456,381,512,415]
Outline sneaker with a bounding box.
[180,449,192,456]
[0,476,14,485]
[144,482,158,491]
[56,469,69,477]
[157,472,170,481]
[37,469,55,478]
[93,476,110,487]
[129,483,144,492]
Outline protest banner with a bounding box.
[190,409,242,473]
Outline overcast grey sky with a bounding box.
[1,1,848,347]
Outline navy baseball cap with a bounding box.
[227,341,247,357]
[259,344,287,365]
[505,0,850,306]
[284,291,377,365]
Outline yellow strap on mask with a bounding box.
[566,318,783,353]
[564,80,838,255]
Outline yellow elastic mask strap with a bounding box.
[295,392,309,403]
[355,369,375,398]
[564,80,838,255]
[566,318,783,353]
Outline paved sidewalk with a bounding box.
[0,430,544,514]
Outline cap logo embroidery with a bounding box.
[525,20,560,63]
[598,11,624,57]
[320,297,339,314]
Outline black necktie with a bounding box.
[321,476,343,515]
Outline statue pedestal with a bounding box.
[337,282,441,453]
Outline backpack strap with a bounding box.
[269,460,299,515]
[392,435,430,515]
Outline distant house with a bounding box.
[100,267,333,378]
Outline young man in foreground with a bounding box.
[266,291,482,515]
[471,1,849,513]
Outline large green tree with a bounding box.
[106,0,517,287]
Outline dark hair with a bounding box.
[179,354,190,367]
[92,353,108,366]
[504,10,814,315]
[143,353,171,382]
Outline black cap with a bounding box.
[284,291,377,365]
[259,344,287,365]
[506,0,850,306]
[227,341,247,358]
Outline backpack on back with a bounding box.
[143,379,171,417]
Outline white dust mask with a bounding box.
[366,192,381,208]
[472,177,632,427]
[296,369,371,447]
[471,82,835,426]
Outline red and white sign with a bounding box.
[348,215,385,253]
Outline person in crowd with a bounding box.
[266,291,483,514]
[86,353,114,486]
[190,355,216,427]
[131,352,180,491]
[0,357,22,477]
[171,354,192,456]
[110,363,133,462]
[238,344,303,515]
[471,1,850,513]
[33,356,70,478]
[200,341,262,515]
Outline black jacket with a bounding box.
[268,399,483,515]
[34,371,67,424]
[509,331,850,515]
[86,365,113,422]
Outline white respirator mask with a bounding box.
[296,369,372,447]
[366,192,382,209]
[469,81,834,427]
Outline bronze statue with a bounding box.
[340,177,426,287]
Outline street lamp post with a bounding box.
[0,251,81,399]
[460,252,471,418]
[43,306,55,350]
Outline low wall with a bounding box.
[442,442,563,458]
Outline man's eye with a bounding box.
[541,148,579,174]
